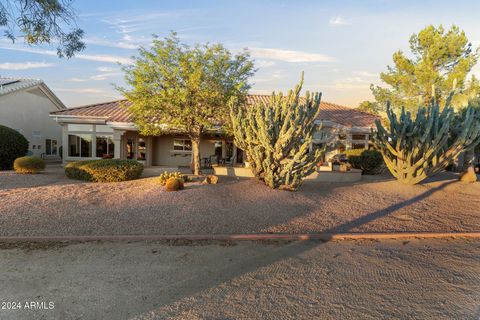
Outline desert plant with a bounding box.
[344,149,363,169]
[345,149,384,174]
[374,94,480,184]
[13,156,46,173]
[0,125,29,170]
[65,159,144,182]
[359,150,384,174]
[158,171,184,185]
[165,177,184,191]
[230,74,327,190]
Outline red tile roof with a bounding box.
[51,95,379,128]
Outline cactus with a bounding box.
[165,177,184,191]
[373,94,480,184]
[230,74,325,190]
[159,171,184,185]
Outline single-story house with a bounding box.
[0,78,66,160]
[50,95,379,168]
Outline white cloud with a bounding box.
[77,53,133,64]
[54,88,108,94]
[249,47,335,63]
[68,70,121,82]
[255,60,276,68]
[329,15,351,27]
[83,37,138,50]
[254,72,285,84]
[353,71,378,77]
[69,77,88,82]
[97,66,118,72]
[90,72,121,81]
[0,45,133,64]
[0,61,54,70]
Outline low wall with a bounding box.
[213,165,362,182]
[213,166,254,178]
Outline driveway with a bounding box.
[0,239,478,319]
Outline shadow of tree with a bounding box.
[127,179,459,319]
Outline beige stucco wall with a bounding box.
[152,135,218,166]
[0,87,63,158]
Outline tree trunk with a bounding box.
[191,136,201,176]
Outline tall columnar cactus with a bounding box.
[230,74,325,190]
[374,94,480,184]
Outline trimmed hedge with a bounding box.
[13,156,46,173]
[65,159,144,182]
[0,125,29,170]
[345,149,384,175]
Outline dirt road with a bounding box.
[0,239,478,319]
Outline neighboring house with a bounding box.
[50,95,378,167]
[0,78,66,160]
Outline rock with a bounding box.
[459,167,477,183]
[202,175,219,184]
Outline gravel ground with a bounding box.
[0,165,479,236]
[0,239,478,319]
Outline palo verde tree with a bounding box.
[357,101,381,115]
[0,0,84,57]
[119,32,255,175]
[371,25,479,112]
[373,91,480,185]
[230,74,328,190]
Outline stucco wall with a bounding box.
[152,135,217,166]
[0,87,63,158]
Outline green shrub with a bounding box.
[158,171,187,185]
[13,156,46,173]
[165,177,184,191]
[65,159,144,182]
[345,149,384,175]
[0,125,29,170]
[360,150,384,174]
[344,149,363,169]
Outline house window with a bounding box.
[173,139,192,151]
[138,138,146,160]
[68,134,92,157]
[45,139,58,155]
[126,138,136,159]
[96,135,114,158]
[352,134,367,140]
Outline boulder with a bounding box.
[203,175,219,184]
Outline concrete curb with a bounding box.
[0,232,479,242]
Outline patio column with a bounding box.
[61,124,68,165]
[221,140,227,159]
[146,136,153,167]
[113,130,125,159]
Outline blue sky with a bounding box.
[1,0,480,108]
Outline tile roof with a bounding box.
[0,77,43,96]
[246,95,379,127]
[51,95,379,128]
